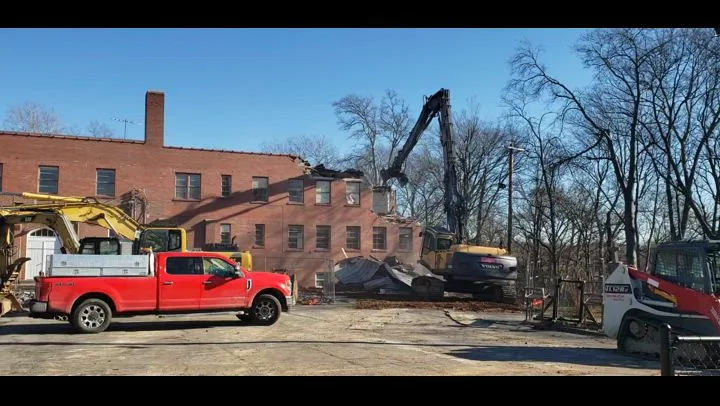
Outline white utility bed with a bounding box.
[46,254,152,277]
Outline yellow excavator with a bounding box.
[1,192,251,316]
[380,89,518,303]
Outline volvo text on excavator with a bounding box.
[379,89,518,303]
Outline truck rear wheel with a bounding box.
[71,298,112,334]
[249,294,281,326]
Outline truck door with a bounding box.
[200,257,247,309]
[158,256,204,311]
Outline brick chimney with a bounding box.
[144,90,164,147]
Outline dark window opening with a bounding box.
[373,227,387,250]
[289,179,304,203]
[346,226,360,250]
[288,225,304,249]
[96,169,116,197]
[255,224,265,247]
[220,223,231,244]
[38,166,59,194]
[175,173,201,200]
[221,175,231,197]
[253,176,268,202]
[316,225,331,250]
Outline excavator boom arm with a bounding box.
[1,192,143,242]
[0,209,81,253]
[379,88,467,242]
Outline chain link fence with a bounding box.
[660,323,720,376]
[253,255,336,305]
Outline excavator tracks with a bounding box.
[469,282,518,305]
[618,315,717,367]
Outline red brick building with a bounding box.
[0,90,422,286]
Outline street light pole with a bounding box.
[507,142,525,254]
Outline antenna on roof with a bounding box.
[112,117,143,139]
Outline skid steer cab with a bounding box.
[603,240,720,358]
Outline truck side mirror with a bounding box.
[233,264,244,279]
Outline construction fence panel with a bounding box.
[524,275,604,329]
[660,323,720,376]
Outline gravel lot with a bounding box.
[0,304,659,375]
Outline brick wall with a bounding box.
[0,91,422,285]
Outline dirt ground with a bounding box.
[355,298,523,312]
[0,304,659,376]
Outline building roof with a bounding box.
[0,130,301,160]
[0,129,367,179]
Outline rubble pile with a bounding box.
[334,255,444,297]
[297,287,331,305]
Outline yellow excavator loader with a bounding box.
[1,209,82,316]
[379,89,519,303]
[1,192,251,316]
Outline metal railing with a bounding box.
[660,323,720,376]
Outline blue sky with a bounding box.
[0,28,593,155]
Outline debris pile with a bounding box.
[298,287,332,305]
[334,255,444,297]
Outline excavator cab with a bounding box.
[134,228,185,254]
[420,227,454,273]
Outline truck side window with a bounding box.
[166,257,203,275]
[203,257,235,277]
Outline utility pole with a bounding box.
[507,142,525,254]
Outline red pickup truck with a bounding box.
[28,251,294,333]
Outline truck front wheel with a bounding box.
[71,298,112,334]
[249,294,281,326]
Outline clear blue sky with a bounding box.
[0,28,593,155]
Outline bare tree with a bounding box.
[3,101,63,134]
[333,94,381,184]
[87,120,115,138]
[642,28,720,239]
[394,144,445,226]
[260,134,343,168]
[508,30,663,266]
[333,89,410,186]
[450,105,510,244]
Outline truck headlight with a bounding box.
[286,279,292,292]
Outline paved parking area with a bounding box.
[0,306,659,375]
